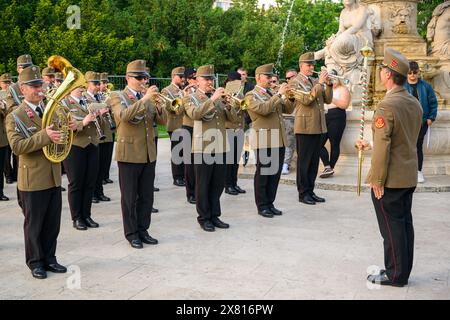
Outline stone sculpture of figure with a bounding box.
[315,0,374,91]
[427,1,450,59]
[390,5,413,34]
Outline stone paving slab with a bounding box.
[0,139,449,300]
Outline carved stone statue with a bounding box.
[389,4,413,34]
[315,0,376,96]
[427,1,450,59]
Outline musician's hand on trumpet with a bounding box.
[142,85,159,100]
[210,87,225,102]
[318,69,331,85]
[277,82,289,96]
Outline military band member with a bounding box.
[357,48,422,287]
[184,64,238,232]
[281,69,298,175]
[161,66,186,187]
[224,72,246,196]
[109,60,167,249]
[82,72,111,203]
[291,52,332,205]
[63,71,106,230]
[178,67,197,204]
[97,72,115,186]
[0,84,9,200]
[245,63,295,218]
[4,55,33,185]
[0,73,12,92]
[42,67,56,93]
[5,66,76,279]
[54,72,64,88]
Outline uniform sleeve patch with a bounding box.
[375,116,385,129]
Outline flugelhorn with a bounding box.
[87,102,106,141]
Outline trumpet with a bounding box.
[285,87,312,100]
[209,86,248,110]
[98,89,116,130]
[156,93,182,112]
[312,69,350,85]
[87,103,106,141]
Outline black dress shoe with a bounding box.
[201,221,215,232]
[98,195,111,201]
[140,235,158,245]
[61,187,66,192]
[258,209,274,218]
[299,194,316,205]
[130,239,143,249]
[45,263,67,273]
[234,185,246,193]
[31,267,47,279]
[270,207,282,215]
[211,217,230,229]
[85,217,99,228]
[311,193,325,203]
[92,197,100,204]
[104,178,113,184]
[0,194,9,201]
[187,196,196,204]
[173,179,185,187]
[73,219,87,230]
[367,273,406,287]
[154,187,160,192]
[225,186,238,195]
[152,207,159,213]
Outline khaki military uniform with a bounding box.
[109,87,167,163]
[184,89,238,224]
[5,83,23,111]
[161,83,185,183]
[291,74,333,199]
[244,85,295,212]
[366,87,423,188]
[1,99,10,197]
[108,85,167,242]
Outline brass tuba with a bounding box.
[42,56,87,163]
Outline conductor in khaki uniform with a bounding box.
[161,66,186,187]
[108,60,167,249]
[291,52,332,205]
[184,64,238,232]
[5,66,76,279]
[245,63,295,218]
[356,48,422,287]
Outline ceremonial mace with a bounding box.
[357,44,373,196]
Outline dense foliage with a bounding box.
[0,0,439,76]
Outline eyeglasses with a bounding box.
[408,70,419,75]
[270,80,278,83]
[133,76,149,81]
[286,76,293,81]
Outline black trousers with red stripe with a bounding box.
[254,147,285,211]
[371,187,415,285]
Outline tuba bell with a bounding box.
[42,56,87,163]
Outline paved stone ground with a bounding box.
[0,139,449,300]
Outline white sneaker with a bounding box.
[417,171,425,183]
[281,163,289,175]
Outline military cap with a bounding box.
[196,65,215,79]
[171,66,185,77]
[100,72,109,82]
[0,73,12,82]
[380,48,409,77]
[55,72,64,81]
[42,67,56,76]
[126,60,150,77]
[184,68,197,79]
[17,54,33,67]
[255,63,275,76]
[19,65,43,86]
[85,71,101,82]
[299,52,316,64]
